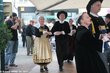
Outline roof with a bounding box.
[29,0,110,11]
[29,0,66,11]
[47,0,110,11]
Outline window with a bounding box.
[21,13,36,25]
[19,0,28,2]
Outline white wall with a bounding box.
[79,8,110,16]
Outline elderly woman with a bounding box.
[66,19,76,63]
[33,16,52,72]
[75,12,109,73]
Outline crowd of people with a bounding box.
[3,0,110,73]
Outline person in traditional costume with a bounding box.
[51,11,70,71]
[75,12,108,73]
[86,0,109,72]
[86,0,106,38]
[33,16,52,72]
[66,18,76,63]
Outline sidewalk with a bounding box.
[4,36,77,73]
[4,36,36,73]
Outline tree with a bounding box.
[0,23,12,52]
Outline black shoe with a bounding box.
[59,66,63,72]
[40,68,45,72]
[67,60,72,63]
[10,64,18,67]
[44,66,48,71]
[5,66,9,71]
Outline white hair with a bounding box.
[35,15,46,28]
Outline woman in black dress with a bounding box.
[66,19,76,63]
[75,12,108,73]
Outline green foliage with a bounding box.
[0,23,12,52]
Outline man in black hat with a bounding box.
[5,12,20,70]
[86,0,106,38]
[86,0,109,73]
[51,11,70,71]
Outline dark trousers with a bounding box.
[55,39,67,67]
[22,35,26,47]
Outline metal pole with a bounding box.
[0,0,5,71]
[0,0,4,24]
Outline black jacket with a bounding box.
[75,26,107,73]
[51,21,70,40]
[26,24,35,37]
[34,25,49,37]
[89,14,106,39]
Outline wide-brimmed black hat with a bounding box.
[57,11,67,19]
[86,0,103,14]
[105,14,110,19]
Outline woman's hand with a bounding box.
[47,32,52,35]
[54,31,62,36]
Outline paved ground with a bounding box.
[4,36,77,73]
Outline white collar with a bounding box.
[90,12,99,17]
[59,20,65,24]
